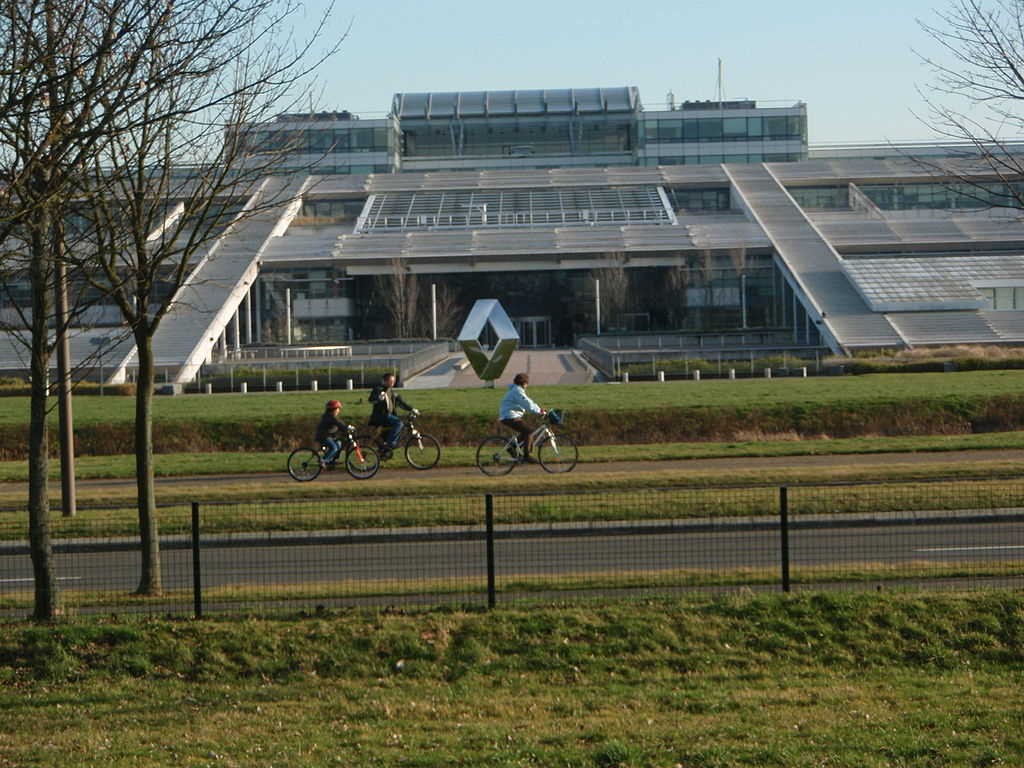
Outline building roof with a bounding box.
[391,87,641,119]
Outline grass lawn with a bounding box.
[1,593,1021,767]
[3,369,1024,427]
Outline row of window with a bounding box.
[860,182,1024,210]
[246,127,395,155]
[643,153,804,166]
[665,187,731,212]
[978,286,1024,310]
[642,115,806,144]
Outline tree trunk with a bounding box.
[134,333,162,595]
[28,244,59,620]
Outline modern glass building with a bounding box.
[6,85,1024,385]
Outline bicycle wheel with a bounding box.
[537,430,578,474]
[405,433,441,470]
[345,443,381,480]
[476,435,517,476]
[287,448,323,481]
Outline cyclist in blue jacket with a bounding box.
[499,372,546,462]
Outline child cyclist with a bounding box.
[315,399,347,465]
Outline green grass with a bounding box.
[1,593,1022,766]
[7,429,1024,482]
[4,369,1024,427]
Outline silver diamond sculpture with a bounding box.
[457,299,519,381]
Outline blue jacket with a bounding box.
[499,384,542,420]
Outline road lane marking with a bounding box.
[915,545,1024,553]
[0,577,83,584]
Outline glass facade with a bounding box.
[641,114,805,145]
[859,181,1024,210]
[788,185,850,210]
[400,115,636,159]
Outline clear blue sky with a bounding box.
[297,0,977,145]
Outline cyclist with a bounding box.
[315,399,347,466]
[499,372,546,462]
[368,372,418,457]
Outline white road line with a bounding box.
[915,545,1024,553]
[0,577,83,584]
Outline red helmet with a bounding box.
[326,399,342,410]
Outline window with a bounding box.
[722,117,747,140]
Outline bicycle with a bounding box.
[475,409,577,476]
[359,411,442,470]
[287,424,381,481]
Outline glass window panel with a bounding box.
[723,117,747,139]
[683,119,700,141]
[658,121,682,141]
[698,118,722,140]
[746,117,762,137]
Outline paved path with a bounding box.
[406,349,594,389]
[61,448,1024,494]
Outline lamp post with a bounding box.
[595,278,601,336]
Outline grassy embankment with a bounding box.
[0,370,1024,463]
[1,593,1021,767]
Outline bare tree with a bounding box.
[0,0,182,618]
[376,258,419,338]
[916,0,1024,206]
[591,254,630,332]
[68,0,340,594]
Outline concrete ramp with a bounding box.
[404,349,594,389]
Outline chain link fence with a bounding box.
[1,479,1022,619]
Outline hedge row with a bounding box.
[3,394,1024,460]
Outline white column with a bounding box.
[286,287,292,346]
[244,289,253,344]
[232,310,241,352]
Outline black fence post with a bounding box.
[485,494,496,609]
[191,501,203,618]
[779,486,791,593]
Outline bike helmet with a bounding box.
[547,409,564,425]
[326,399,342,410]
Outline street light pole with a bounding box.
[54,258,76,518]
[431,282,437,340]
[595,278,601,336]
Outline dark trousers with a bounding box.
[501,418,533,454]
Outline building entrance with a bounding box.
[512,316,552,347]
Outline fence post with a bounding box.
[191,501,203,618]
[779,486,790,593]
[485,494,496,609]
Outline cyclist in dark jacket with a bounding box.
[368,373,417,451]
[315,400,347,464]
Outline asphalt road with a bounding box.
[2,512,1022,599]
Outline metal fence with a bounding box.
[1,479,1022,619]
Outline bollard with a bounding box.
[276,381,283,393]
[658,370,665,383]
[693,370,701,381]
[240,382,248,394]
[622,371,630,384]
[764,368,772,379]
[800,367,807,378]
[728,369,736,380]
[346,378,354,390]
[311,380,318,392]
[204,383,212,395]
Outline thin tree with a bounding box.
[591,254,630,332]
[0,0,179,618]
[377,257,419,338]
[73,0,340,594]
